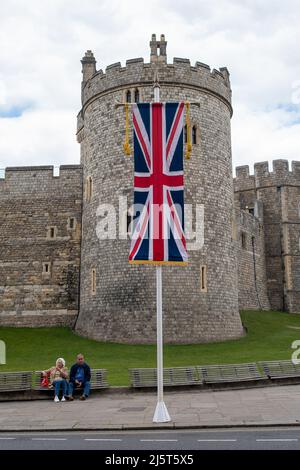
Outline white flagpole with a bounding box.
[153,77,171,423]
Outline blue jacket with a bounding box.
[69,362,91,383]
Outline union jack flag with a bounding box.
[129,102,188,265]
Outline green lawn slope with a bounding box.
[1,310,300,385]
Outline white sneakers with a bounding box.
[54,396,66,403]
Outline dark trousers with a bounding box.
[68,381,91,397]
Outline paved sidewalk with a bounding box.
[1,385,300,431]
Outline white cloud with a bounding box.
[232,103,300,172]
[0,109,78,168]
[0,0,299,170]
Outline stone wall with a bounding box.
[0,165,83,327]
[234,160,300,313]
[234,205,270,311]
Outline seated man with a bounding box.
[68,353,91,401]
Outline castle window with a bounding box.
[48,226,57,240]
[86,176,93,202]
[68,217,76,230]
[248,207,255,216]
[192,125,197,145]
[42,262,51,275]
[121,208,134,238]
[134,89,140,103]
[126,90,131,103]
[184,125,187,144]
[241,231,247,249]
[91,268,96,295]
[127,210,133,236]
[200,265,207,292]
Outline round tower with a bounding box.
[75,34,244,343]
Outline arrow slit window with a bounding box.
[91,269,96,295]
[86,176,93,202]
[200,265,207,292]
[192,125,197,145]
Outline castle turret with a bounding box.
[81,50,96,84]
[75,34,244,343]
[150,34,167,63]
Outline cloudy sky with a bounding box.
[0,0,299,175]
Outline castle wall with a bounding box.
[75,54,244,344]
[234,160,300,313]
[0,165,83,327]
[235,206,270,311]
[2,36,297,338]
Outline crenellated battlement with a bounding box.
[0,165,82,196]
[0,164,82,179]
[80,44,231,115]
[234,159,300,192]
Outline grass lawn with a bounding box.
[1,310,300,385]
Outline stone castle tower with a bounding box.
[75,34,244,343]
[234,160,300,313]
[0,34,299,337]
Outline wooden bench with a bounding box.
[129,366,202,388]
[0,371,33,392]
[197,363,266,384]
[259,360,300,379]
[34,368,109,391]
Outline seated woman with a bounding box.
[42,358,68,403]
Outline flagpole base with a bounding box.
[153,401,171,423]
